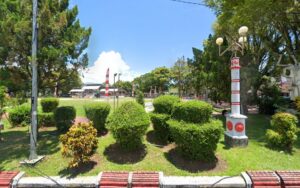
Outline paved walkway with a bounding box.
[74,117,90,124]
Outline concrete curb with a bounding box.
[240,172,251,188]
[162,176,245,188]
[11,171,25,188]
[95,172,102,188]
[7,170,300,188]
[17,176,97,187]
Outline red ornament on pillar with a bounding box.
[235,122,244,132]
[227,121,233,131]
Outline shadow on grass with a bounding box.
[0,127,60,169]
[0,129,29,167]
[146,130,168,148]
[103,143,147,164]
[164,148,226,173]
[295,132,300,149]
[246,114,271,143]
[38,129,60,155]
[58,161,97,178]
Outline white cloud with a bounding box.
[82,51,140,84]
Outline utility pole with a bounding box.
[117,73,121,108]
[30,0,38,160]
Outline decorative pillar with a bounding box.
[225,57,248,147]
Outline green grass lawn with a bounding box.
[58,97,135,117]
[1,98,300,177]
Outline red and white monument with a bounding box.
[225,57,248,147]
[216,26,249,147]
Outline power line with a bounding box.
[169,0,207,6]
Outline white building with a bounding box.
[281,64,300,100]
[69,83,102,98]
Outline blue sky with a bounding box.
[70,0,216,83]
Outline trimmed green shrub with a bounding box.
[172,100,213,124]
[60,122,98,167]
[168,119,223,161]
[153,95,180,114]
[107,101,150,150]
[54,106,76,133]
[38,112,55,127]
[135,90,145,106]
[41,98,59,112]
[266,112,298,151]
[8,104,31,127]
[150,113,171,142]
[84,103,111,132]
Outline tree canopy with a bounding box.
[0,0,90,96]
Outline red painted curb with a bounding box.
[276,171,300,187]
[132,172,159,188]
[0,171,19,188]
[247,171,281,188]
[99,172,129,188]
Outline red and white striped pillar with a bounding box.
[231,57,241,115]
[105,68,109,97]
[225,57,248,147]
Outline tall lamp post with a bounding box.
[216,26,249,147]
[30,0,38,160]
[113,73,117,110]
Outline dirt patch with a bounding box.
[146,130,168,148]
[103,143,147,164]
[164,148,227,173]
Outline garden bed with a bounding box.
[1,113,300,177]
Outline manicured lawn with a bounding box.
[1,98,300,177]
[58,97,135,117]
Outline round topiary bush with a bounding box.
[171,100,213,124]
[41,98,59,112]
[107,101,150,150]
[8,104,31,127]
[150,113,171,143]
[84,103,111,133]
[266,112,298,151]
[60,122,98,167]
[168,119,223,161]
[153,95,180,114]
[54,106,76,133]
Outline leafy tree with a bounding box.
[152,67,171,93]
[187,35,231,103]
[133,67,170,94]
[201,0,299,112]
[115,81,132,94]
[0,0,91,95]
[170,57,191,97]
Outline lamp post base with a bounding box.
[225,133,248,147]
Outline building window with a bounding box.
[286,69,291,76]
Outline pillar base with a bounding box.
[225,133,248,147]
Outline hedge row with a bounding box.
[54,106,76,133]
[38,112,55,127]
[153,95,180,114]
[171,100,213,124]
[150,113,171,143]
[168,119,223,161]
[84,103,111,133]
[41,98,59,112]
[8,104,31,127]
